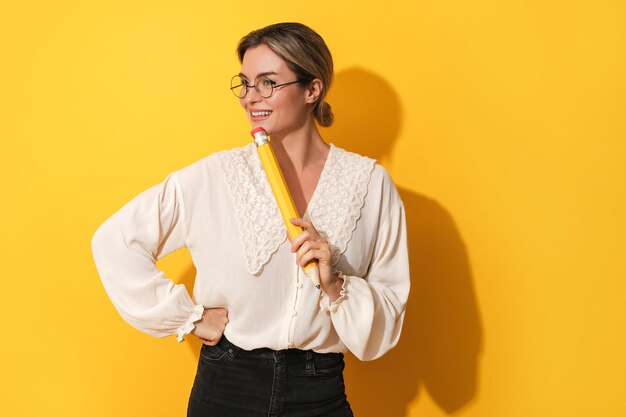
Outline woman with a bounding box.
[91,22,410,416]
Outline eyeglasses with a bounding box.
[230,74,301,98]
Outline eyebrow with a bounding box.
[238,71,278,80]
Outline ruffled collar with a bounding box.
[217,142,376,275]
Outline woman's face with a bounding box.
[238,44,312,137]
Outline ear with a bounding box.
[304,78,323,104]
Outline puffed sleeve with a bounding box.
[320,201,410,361]
[91,173,204,343]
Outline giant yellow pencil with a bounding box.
[251,127,321,289]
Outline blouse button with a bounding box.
[297,283,303,289]
[292,311,298,317]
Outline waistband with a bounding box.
[208,335,344,361]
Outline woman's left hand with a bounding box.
[290,217,343,300]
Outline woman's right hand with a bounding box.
[191,307,229,345]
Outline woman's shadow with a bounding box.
[179,68,484,416]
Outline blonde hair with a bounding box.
[237,22,334,127]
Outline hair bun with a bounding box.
[319,101,334,127]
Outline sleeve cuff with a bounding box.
[319,270,349,313]
[176,304,205,343]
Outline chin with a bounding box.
[249,120,272,133]
[259,125,281,137]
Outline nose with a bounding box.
[243,85,262,105]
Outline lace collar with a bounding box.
[216,142,376,275]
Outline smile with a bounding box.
[251,110,272,117]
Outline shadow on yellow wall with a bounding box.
[329,68,484,416]
[177,68,484,416]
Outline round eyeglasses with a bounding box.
[230,75,301,99]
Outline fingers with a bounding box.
[199,330,223,345]
[194,308,229,343]
[291,232,311,252]
[289,218,333,266]
[289,218,322,253]
[296,242,333,267]
[297,248,321,267]
[200,337,219,346]
[289,218,319,236]
[295,240,313,255]
[290,217,313,229]
[203,338,220,346]
[295,241,314,265]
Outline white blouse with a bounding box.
[91,142,410,361]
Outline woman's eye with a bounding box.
[261,78,276,87]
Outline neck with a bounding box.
[269,121,329,173]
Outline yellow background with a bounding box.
[1,1,625,416]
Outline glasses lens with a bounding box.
[256,76,274,98]
[230,75,246,98]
